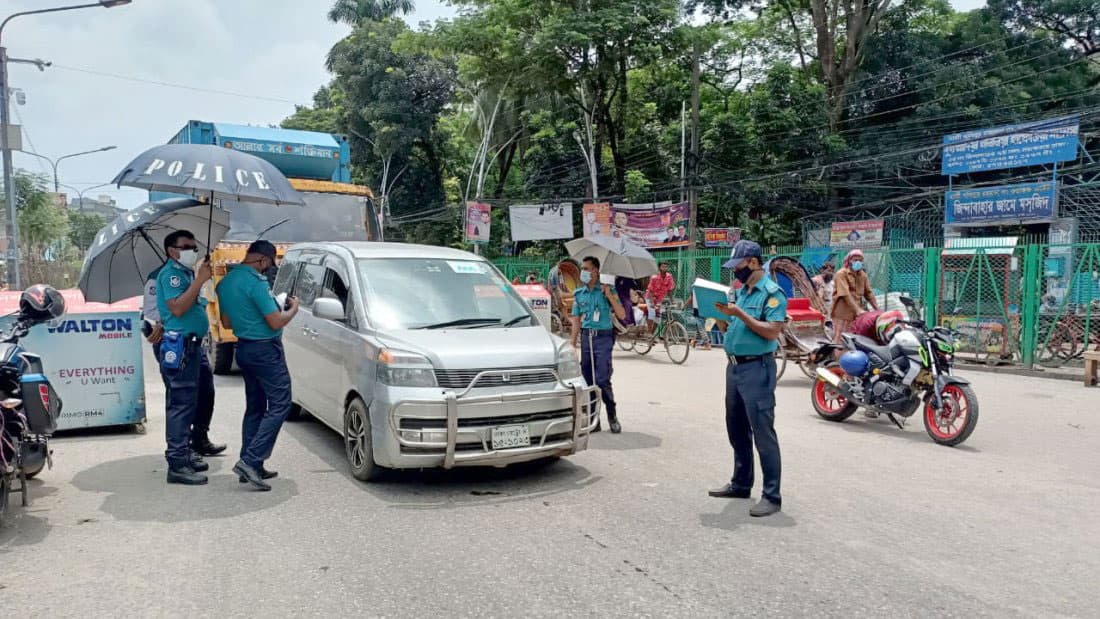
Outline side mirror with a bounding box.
[899,296,916,309]
[313,297,345,322]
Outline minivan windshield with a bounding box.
[357,258,534,330]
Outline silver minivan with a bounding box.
[273,242,598,480]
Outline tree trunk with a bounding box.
[494,141,517,198]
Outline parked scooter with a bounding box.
[0,285,65,525]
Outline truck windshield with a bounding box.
[357,258,534,330]
[224,192,375,243]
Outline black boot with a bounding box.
[189,452,209,473]
[608,412,622,434]
[167,466,208,485]
[192,437,227,456]
[233,460,272,491]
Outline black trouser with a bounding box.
[157,338,215,468]
[580,329,617,422]
[725,353,781,505]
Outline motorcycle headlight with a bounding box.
[376,349,437,388]
[556,344,581,380]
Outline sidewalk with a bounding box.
[958,360,1087,384]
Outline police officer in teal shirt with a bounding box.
[708,240,787,517]
[570,256,627,433]
[157,230,224,486]
[216,240,300,491]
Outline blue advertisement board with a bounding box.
[945,181,1058,225]
[941,116,1079,175]
[0,309,146,430]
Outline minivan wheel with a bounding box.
[344,398,380,481]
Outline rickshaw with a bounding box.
[616,295,692,365]
[766,256,830,379]
[548,258,582,337]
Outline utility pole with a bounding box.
[688,41,701,247]
[680,101,686,204]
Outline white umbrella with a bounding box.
[565,234,659,279]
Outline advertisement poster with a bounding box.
[607,202,692,249]
[508,203,573,241]
[703,228,741,248]
[465,201,491,243]
[583,203,611,238]
[0,291,145,430]
[830,219,884,248]
[944,181,1057,225]
[941,115,1079,175]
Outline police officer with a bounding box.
[157,230,222,485]
[569,256,626,433]
[708,240,787,517]
[215,240,299,491]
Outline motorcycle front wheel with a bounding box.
[924,383,979,447]
[810,364,858,422]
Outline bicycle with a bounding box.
[619,300,691,364]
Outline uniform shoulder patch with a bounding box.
[168,275,182,289]
[767,296,780,309]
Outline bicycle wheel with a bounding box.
[664,322,690,364]
[618,333,636,351]
[775,345,788,379]
[635,329,656,355]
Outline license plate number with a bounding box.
[491,425,531,449]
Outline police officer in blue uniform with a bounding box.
[157,230,223,485]
[708,240,787,517]
[215,240,300,491]
[570,256,627,433]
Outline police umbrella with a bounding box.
[565,234,659,279]
[111,143,305,251]
[78,198,230,304]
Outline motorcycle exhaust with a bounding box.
[816,368,841,387]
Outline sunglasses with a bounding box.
[174,244,199,251]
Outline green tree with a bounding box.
[68,210,106,253]
[327,0,415,25]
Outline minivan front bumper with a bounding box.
[376,370,599,469]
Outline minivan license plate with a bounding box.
[491,425,530,449]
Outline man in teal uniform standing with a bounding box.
[216,241,300,490]
[570,256,627,433]
[708,240,787,517]
[157,230,224,485]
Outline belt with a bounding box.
[581,328,613,334]
[727,352,773,366]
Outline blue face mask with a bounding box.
[580,270,593,284]
[851,261,864,272]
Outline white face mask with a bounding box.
[177,249,200,268]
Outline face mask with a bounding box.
[851,261,864,272]
[734,266,753,285]
[177,249,200,268]
[580,270,593,284]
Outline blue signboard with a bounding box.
[941,116,1079,175]
[945,181,1058,225]
[1,311,147,430]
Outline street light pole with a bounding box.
[19,146,116,191]
[1,0,131,289]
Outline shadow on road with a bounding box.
[812,415,982,452]
[699,499,796,531]
[0,481,58,551]
[285,417,602,511]
[70,455,298,523]
[588,430,662,451]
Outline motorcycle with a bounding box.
[809,296,979,447]
[0,285,65,525]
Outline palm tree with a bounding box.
[328,0,416,25]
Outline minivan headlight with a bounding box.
[556,344,581,380]
[377,349,437,387]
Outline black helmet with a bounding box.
[20,285,66,322]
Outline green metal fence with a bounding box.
[495,242,1100,370]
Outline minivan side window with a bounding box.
[295,261,327,310]
[321,257,358,328]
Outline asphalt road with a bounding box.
[2,346,1098,617]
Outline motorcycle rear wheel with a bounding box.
[924,383,979,447]
[811,364,858,422]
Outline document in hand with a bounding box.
[693,278,732,321]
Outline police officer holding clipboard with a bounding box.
[708,240,787,517]
[156,230,222,485]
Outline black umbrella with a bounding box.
[78,198,231,304]
[111,143,305,250]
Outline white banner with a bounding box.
[508,203,574,241]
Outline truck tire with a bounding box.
[206,339,235,375]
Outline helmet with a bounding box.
[19,285,66,322]
[839,350,871,377]
[875,310,905,343]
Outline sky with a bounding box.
[5,0,985,210]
